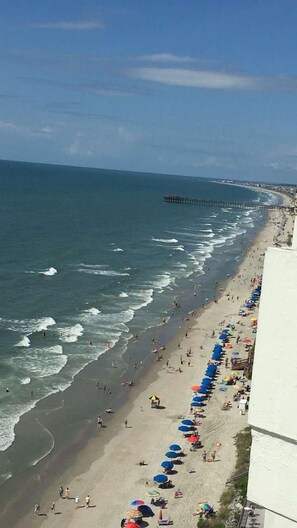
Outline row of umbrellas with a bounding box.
[153,442,184,483]
[125,283,263,526]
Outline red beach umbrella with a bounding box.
[187,435,200,443]
[125,523,140,528]
[191,385,201,391]
[242,338,251,343]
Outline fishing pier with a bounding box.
[163,195,294,212]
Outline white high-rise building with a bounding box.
[248,217,297,527]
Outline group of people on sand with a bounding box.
[34,487,91,517]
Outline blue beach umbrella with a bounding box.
[178,425,191,432]
[161,461,174,470]
[181,420,194,426]
[165,451,178,459]
[169,444,182,451]
[153,474,168,484]
[212,353,221,360]
[191,401,203,407]
[192,396,206,402]
[219,333,227,340]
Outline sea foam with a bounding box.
[39,267,57,276]
[15,336,30,347]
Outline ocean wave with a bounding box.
[78,268,130,277]
[79,263,106,269]
[119,292,128,297]
[97,308,134,327]
[83,307,101,315]
[153,272,173,291]
[0,402,36,451]
[39,267,57,276]
[1,316,56,335]
[20,377,31,385]
[59,324,84,343]
[15,336,30,347]
[129,288,154,310]
[113,248,124,252]
[175,245,185,251]
[152,237,178,243]
[18,346,67,378]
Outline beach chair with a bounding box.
[158,517,173,525]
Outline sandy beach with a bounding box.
[16,205,293,528]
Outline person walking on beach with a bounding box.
[211,450,216,462]
[97,415,103,427]
[75,496,80,509]
[34,503,40,516]
[65,486,70,499]
[50,502,55,515]
[59,485,64,498]
[85,494,90,508]
[202,451,207,462]
[124,418,128,428]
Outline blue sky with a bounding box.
[1,1,297,182]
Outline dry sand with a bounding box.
[21,207,293,528]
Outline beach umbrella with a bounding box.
[211,353,221,360]
[181,419,194,426]
[130,500,145,507]
[153,474,168,484]
[169,444,182,451]
[219,334,227,340]
[191,401,203,407]
[191,385,201,391]
[198,502,212,511]
[242,338,251,344]
[126,509,143,519]
[146,490,160,497]
[161,461,174,470]
[125,523,140,528]
[187,435,200,443]
[178,425,191,432]
[165,451,178,459]
[138,504,155,517]
[149,395,159,400]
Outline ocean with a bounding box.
[0,160,278,503]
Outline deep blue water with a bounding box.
[0,160,277,464]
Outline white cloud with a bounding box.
[41,126,52,134]
[0,121,21,131]
[32,21,104,30]
[129,67,257,90]
[139,53,196,64]
[128,66,297,92]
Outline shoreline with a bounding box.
[10,201,293,528]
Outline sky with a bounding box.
[1,1,297,183]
